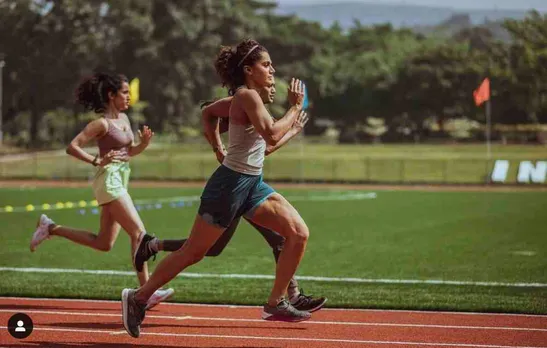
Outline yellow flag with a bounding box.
[129,78,140,106]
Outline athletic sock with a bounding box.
[162,239,186,252]
[148,237,160,253]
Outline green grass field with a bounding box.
[1,144,546,183]
[0,185,546,314]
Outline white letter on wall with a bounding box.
[517,161,547,183]
[491,160,509,183]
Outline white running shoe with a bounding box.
[30,214,54,252]
[146,288,175,310]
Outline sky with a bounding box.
[275,0,547,11]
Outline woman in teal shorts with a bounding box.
[29,72,173,309]
[134,87,327,314]
[122,39,316,338]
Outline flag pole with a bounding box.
[486,98,491,161]
[474,77,492,183]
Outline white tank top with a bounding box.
[222,122,266,175]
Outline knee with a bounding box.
[92,232,115,252]
[288,221,309,245]
[96,240,114,252]
[297,225,309,244]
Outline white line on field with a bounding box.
[0,266,545,288]
[0,326,543,348]
[0,309,544,332]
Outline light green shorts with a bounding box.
[92,161,131,205]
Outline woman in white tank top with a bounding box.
[121,39,316,337]
[132,88,327,314]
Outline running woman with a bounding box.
[134,84,326,313]
[122,39,315,338]
[29,72,173,309]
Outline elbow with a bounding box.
[265,133,281,146]
[66,143,76,156]
[265,138,277,146]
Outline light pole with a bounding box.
[0,53,5,146]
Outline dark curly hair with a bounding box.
[214,39,267,95]
[76,72,128,113]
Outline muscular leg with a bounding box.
[48,194,149,285]
[49,205,121,252]
[102,194,149,285]
[244,218,300,296]
[247,193,309,307]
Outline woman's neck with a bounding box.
[245,80,260,92]
[104,106,120,119]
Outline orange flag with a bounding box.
[473,78,490,106]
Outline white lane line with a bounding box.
[0,326,544,348]
[2,296,546,318]
[0,309,545,332]
[1,267,545,288]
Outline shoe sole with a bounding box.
[121,289,139,338]
[145,290,175,310]
[261,311,311,323]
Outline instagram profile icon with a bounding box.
[8,313,33,339]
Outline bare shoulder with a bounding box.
[235,88,261,107]
[83,118,108,137]
[89,117,109,130]
[235,88,259,99]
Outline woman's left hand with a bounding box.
[293,110,309,132]
[99,150,129,166]
[138,125,154,145]
[214,145,227,164]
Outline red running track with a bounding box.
[0,297,546,347]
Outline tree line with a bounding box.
[1,0,546,148]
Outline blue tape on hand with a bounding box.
[302,84,309,111]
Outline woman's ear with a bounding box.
[243,65,252,76]
[108,91,115,100]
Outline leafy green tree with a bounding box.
[0,0,108,147]
[503,11,547,124]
